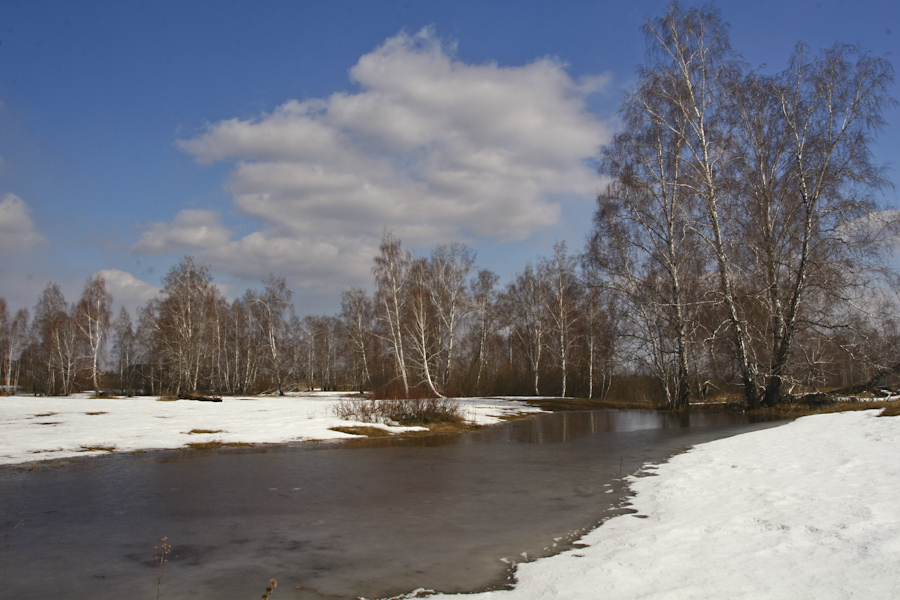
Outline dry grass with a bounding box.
[497,410,540,421]
[745,398,900,420]
[184,440,254,450]
[186,428,223,435]
[330,426,393,438]
[259,579,277,600]
[84,411,107,416]
[877,402,900,417]
[78,444,116,452]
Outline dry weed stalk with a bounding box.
[260,578,277,599]
[155,536,170,600]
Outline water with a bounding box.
[0,409,781,600]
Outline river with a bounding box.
[0,409,780,599]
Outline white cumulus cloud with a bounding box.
[132,209,232,255]
[157,27,610,291]
[97,269,161,313]
[0,193,45,253]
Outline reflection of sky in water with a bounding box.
[0,411,781,600]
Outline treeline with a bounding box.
[3,4,900,407]
[0,220,897,405]
[0,237,620,400]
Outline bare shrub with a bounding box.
[333,397,464,426]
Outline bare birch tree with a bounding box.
[341,287,374,392]
[373,230,411,395]
[153,257,221,394]
[74,274,113,393]
[541,242,581,398]
[111,307,135,395]
[1,306,28,395]
[405,257,444,396]
[501,265,549,396]
[752,44,896,405]
[32,283,78,395]
[468,269,500,394]
[426,243,475,393]
[253,274,294,395]
[593,3,897,407]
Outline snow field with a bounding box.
[0,393,542,466]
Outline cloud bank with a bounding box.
[139,28,609,292]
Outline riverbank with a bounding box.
[0,392,542,466]
[423,408,900,600]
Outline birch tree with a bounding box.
[74,274,112,393]
[501,265,549,395]
[253,275,294,395]
[426,243,475,393]
[593,3,897,407]
[373,230,411,395]
[541,242,581,398]
[1,306,28,395]
[468,269,499,394]
[111,307,135,395]
[341,287,374,392]
[153,257,221,394]
[32,283,78,395]
[753,44,896,405]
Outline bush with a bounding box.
[333,397,464,426]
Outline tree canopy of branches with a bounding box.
[589,2,899,408]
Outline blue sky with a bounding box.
[0,0,898,316]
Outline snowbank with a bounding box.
[423,409,900,599]
[0,393,541,466]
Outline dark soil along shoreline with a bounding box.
[0,410,782,600]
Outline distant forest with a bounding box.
[3,4,900,408]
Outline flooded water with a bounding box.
[0,409,780,600]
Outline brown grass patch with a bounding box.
[184,441,254,450]
[419,421,482,434]
[878,403,900,417]
[330,426,393,438]
[78,444,116,452]
[85,411,107,416]
[186,428,223,434]
[34,412,57,417]
[747,398,900,420]
[497,410,541,421]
